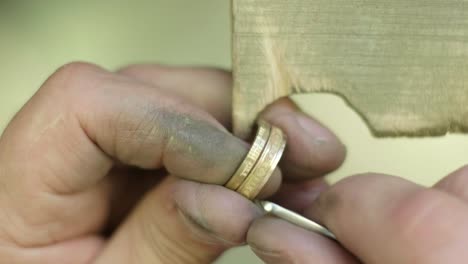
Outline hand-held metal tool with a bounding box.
[256,200,336,240]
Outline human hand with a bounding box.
[247,167,468,263]
[0,62,345,263]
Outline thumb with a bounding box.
[94,177,262,264]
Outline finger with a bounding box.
[117,64,286,199]
[260,97,346,181]
[247,217,358,264]
[434,165,468,202]
[0,62,280,246]
[1,62,281,190]
[0,236,104,264]
[304,173,468,264]
[271,178,328,213]
[95,178,261,264]
[117,65,232,127]
[118,65,347,183]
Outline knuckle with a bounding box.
[117,64,166,84]
[42,61,106,96]
[55,61,99,76]
[111,101,162,163]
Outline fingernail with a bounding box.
[301,180,328,202]
[250,245,293,264]
[172,184,238,247]
[172,181,259,247]
[295,113,346,157]
[295,113,334,142]
[272,180,328,213]
[175,205,240,247]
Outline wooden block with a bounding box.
[232,0,468,138]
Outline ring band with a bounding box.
[225,121,271,190]
[236,125,286,199]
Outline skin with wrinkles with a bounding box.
[0,62,347,263]
[157,111,248,184]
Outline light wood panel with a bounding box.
[233,0,468,138]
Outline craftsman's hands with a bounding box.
[0,63,346,263]
[248,167,468,263]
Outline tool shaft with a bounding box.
[257,201,336,240]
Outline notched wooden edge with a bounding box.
[233,86,468,139]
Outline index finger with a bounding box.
[0,62,279,194]
[118,65,347,183]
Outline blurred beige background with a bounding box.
[1,1,468,263]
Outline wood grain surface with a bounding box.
[232,0,468,138]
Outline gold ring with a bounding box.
[236,125,287,200]
[225,121,271,190]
